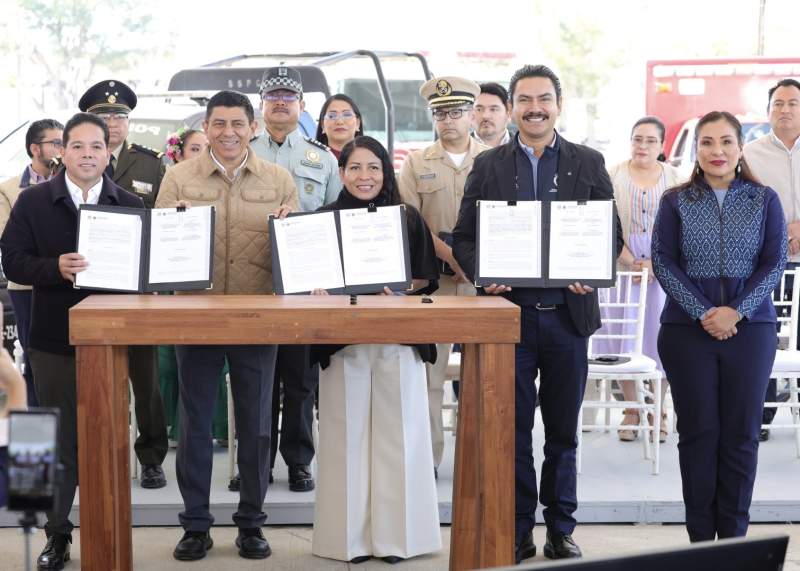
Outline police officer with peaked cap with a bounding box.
[79,79,169,489]
[250,66,340,492]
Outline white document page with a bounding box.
[272,212,345,293]
[339,206,407,287]
[478,201,542,279]
[148,207,213,285]
[75,209,142,291]
[548,201,614,280]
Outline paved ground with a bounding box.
[0,523,796,570]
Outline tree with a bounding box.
[17,0,162,109]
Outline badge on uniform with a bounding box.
[304,182,315,194]
[305,149,320,163]
[419,173,436,180]
[132,180,153,195]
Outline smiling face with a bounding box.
[511,76,561,146]
[203,105,256,165]
[340,146,384,202]
[629,122,664,168]
[696,118,742,187]
[323,99,360,150]
[180,131,208,161]
[62,122,109,188]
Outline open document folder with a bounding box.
[269,205,412,295]
[75,205,215,292]
[475,199,616,288]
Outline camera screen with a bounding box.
[8,411,58,510]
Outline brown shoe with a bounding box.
[647,412,668,443]
[618,409,639,442]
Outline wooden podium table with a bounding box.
[69,295,520,570]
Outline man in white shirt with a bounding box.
[743,78,800,440]
[0,112,144,570]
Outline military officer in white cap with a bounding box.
[398,76,487,475]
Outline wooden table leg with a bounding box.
[76,345,132,571]
[450,343,515,570]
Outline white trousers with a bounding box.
[426,279,476,467]
[312,344,442,561]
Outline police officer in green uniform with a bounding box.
[78,80,169,489]
[251,67,340,491]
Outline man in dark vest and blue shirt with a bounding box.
[453,64,623,564]
[78,80,169,489]
[1,112,145,570]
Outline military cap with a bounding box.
[78,79,137,114]
[259,66,303,96]
[420,76,480,109]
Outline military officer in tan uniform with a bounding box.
[78,80,169,489]
[398,76,488,474]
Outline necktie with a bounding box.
[105,156,115,178]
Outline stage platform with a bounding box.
[2,407,799,527]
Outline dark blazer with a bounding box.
[113,140,165,208]
[0,170,144,355]
[452,134,623,337]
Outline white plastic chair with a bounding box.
[579,269,663,475]
[765,269,800,457]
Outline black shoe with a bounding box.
[269,469,274,483]
[288,464,315,492]
[434,467,439,480]
[515,532,537,563]
[173,531,213,561]
[759,428,770,442]
[381,555,404,564]
[236,527,271,559]
[37,533,71,570]
[229,473,241,492]
[140,464,167,489]
[350,555,371,564]
[544,531,582,559]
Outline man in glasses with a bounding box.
[398,76,487,479]
[249,66,339,494]
[78,79,169,490]
[0,118,64,409]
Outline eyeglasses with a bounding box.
[37,139,63,148]
[96,113,129,121]
[262,93,300,103]
[631,136,660,146]
[432,108,469,121]
[324,110,356,121]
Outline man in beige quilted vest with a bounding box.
[0,118,63,407]
[156,90,297,562]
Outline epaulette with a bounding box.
[49,156,64,176]
[303,137,331,153]
[129,142,165,159]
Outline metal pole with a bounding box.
[757,0,767,55]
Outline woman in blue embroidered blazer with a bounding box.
[652,111,787,542]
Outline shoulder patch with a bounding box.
[303,137,331,153]
[129,142,165,159]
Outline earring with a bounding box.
[735,161,742,177]
[695,164,703,177]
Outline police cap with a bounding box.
[78,79,137,114]
[259,67,303,96]
[420,76,480,109]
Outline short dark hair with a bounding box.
[767,78,800,112]
[63,113,109,147]
[315,94,365,146]
[338,136,400,205]
[509,64,562,103]
[479,82,509,106]
[25,118,64,158]
[206,90,255,124]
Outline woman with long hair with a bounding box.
[310,136,441,564]
[653,111,786,541]
[315,94,364,159]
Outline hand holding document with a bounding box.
[475,199,615,287]
[270,205,411,295]
[75,205,215,292]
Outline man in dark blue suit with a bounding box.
[0,112,144,570]
[453,64,623,564]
